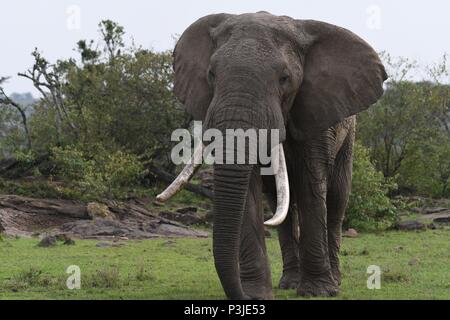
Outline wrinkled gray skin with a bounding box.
[173,12,387,299]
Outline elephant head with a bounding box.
[158,12,386,299]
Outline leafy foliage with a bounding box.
[345,142,399,231]
[358,53,450,198]
[3,20,185,169]
[50,144,146,200]
[0,20,185,201]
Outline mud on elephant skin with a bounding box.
[157,11,387,299]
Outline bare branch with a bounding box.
[0,85,32,150]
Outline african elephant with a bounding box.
[157,12,386,299]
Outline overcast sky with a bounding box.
[1,0,449,94]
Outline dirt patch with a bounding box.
[0,195,208,239]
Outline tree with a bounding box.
[357,53,422,178]
[0,77,32,150]
[15,20,185,167]
[0,20,187,200]
[357,53,450,197]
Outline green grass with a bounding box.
[0,229,449,300]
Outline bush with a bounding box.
[345,142,399,232]
[0,178,64,199]
[51,144,146,200]
[397,134,450,198]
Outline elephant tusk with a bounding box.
[264,144,290,227]
[156,143,203,202]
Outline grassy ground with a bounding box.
[0,229,449,300]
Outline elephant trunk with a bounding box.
[213,163,253,300]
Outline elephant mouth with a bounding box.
[156,142,290,227]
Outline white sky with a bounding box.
[1,0,449,94]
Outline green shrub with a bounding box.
[397,135,450,198]
[51,144,146,200]
[0,178,64,199]
[13,149,37,165]
[345,142,399,232]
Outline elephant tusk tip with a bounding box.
[264,219,281,227]
[155,194,167,203]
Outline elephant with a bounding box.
[157,12,387,299]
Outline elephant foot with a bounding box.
[229,292,270,300]
[242,282,274,300]
[242,291,273,300]
[278,270,301,290]
[297,274,339,297]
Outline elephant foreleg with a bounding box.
[263,173,300,290]
[271,198,301,289]
[296,137,338,297]
[326,131,354,286]
[277,207,301,290]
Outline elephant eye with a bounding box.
[279,75,289,85]
[208,69,215,83]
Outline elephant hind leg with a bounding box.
[239,169,273,299]
[326,132,354,286]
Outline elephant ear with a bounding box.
[289,20,387,140]
[173,14,232,121]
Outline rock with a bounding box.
[61,219,146,239]
[87,202,114,220]
[408,258,420,266]
[433,216,450,224]
[343,228,358,238]
[132,197,152,206]
[423,207,449,215]
[60,217,208,239]
[427,223,437,230]
[396,220,426,231]
[54,233,75,245]
[37,235,57,247]
[176,207,198,214]
[0,194,208,240]
[0,196,88,237]
[64,238,76,245]
[155,223,208,238]
[159,211,205,226]
[0,195,89,219]
[37,234,75,246]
